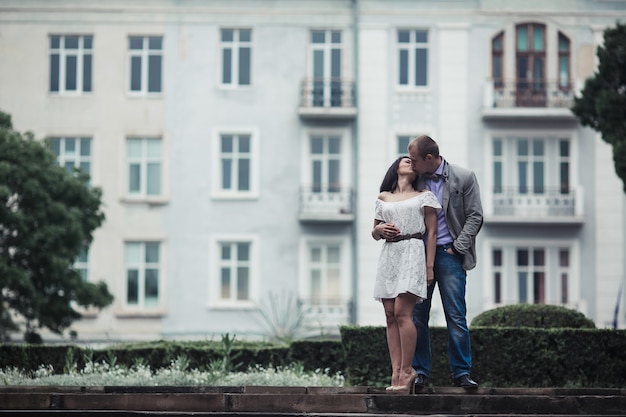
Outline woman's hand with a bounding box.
[426,267,434,286]
[373,222,400,240]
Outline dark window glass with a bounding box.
[130,56,142,91]
[50,54,60,92]
[148,55,162,92]
[83,54,92,92]
[239,47,250,85]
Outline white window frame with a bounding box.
[127,35,163,96]
[482,239,580,312]
[49,34,93,95]
[123,240,165,312]
[395,28,429,90]
[208,234,260,309]
[298,236,351,304]
[124,136,167,203]
[219,28,253,88]
[211,127,259,199]
[301,127,352,192]
[48,136,92,177]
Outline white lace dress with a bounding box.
[373,191,441,302]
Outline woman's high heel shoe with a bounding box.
[389,370,417,394]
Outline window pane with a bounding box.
[399,49,408,85]
[221,159,232,189]
[311,270,321,299]
[239,135,250,153]
[533,272,545,303]
[221,245,231,260]
[129,36,143,50]
[328,137,340,154]
[398,30,410,43]
[221,135,233,152]
[311,247,321,262]
[533,26,544,51]
[331,30,341,43]
[145,268,159,306]
[127,139,142,157]
[50,35,60,49]
[237,267,249,300]
[311,30,325,43]
[129,164,141,192]
[238,158,250,191]
[83,54,92,92]
[533,162,544,193]
[148,55,162,92]
[518,272,528,303]
[65,35,79,49]
[145,242,159,262]
[65,139,76,155]
[237,243,250,261]
[558,33,570,52]
[238,47,251,85]
[329,160,340,191]
[80,138,91,156]
[415,48,427,86]
[415,30,428,43]
[222,48,232,84]
[239,29,251,42]
[50,54,60,92]
[127,270,139,304]
[494,161,502,192]
[533,249,544,266]
[147,139,161,158]
[517,249,528,266]
[221,28,234,42]
[146,163,161,195]
[125,242,141,263]
[80,162,90,174]
[559,249,569,267]
[328,246,340,263]
[148,36,162,50]
[130,56,142,91]
[221,268,231,298]
[50,138,61,156]
[493,249,502,266]
[518,162,527,193]
[311,137,323,154]
[84,35,93,49]
[65,55,77,91]
[328,268,340,297]
[397,136,411,155]
[517,26,528,51]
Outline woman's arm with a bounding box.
[424,206,438,286]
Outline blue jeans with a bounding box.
[412,245,472,379]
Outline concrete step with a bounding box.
[1,386,625,416]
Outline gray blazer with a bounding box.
[418,160,483,271]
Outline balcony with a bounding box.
[299,298,351,337]
[485,186,584,225]
[299,186,354,223]
[298,78,357,121]
[482,79,578,122]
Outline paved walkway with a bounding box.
[1,385,625,416]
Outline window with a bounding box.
[221,28,252,86]
[490,245,572,306]
[492,31,504,89]
[128,36,162,94]
[125,242,161,308]
[127,137,162,196]
[307,243,342,305]
[516,23,546,106]
[48,136,92,176]
[558,32,571,90]
[218,241,251,302]
[396,135,413,158]
[492,248,502,304]
[49,35,92,93]
[220,133,251,192]
[310,30,342,107]
[310,134,341,193]
[75,248,89,282]
[492,136,575,217]
[397,29,428,88]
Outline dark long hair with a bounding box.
[379,156,418,192]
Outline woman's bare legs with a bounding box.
[383,293,418,389]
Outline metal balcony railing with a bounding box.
[300,78,356,109]
[299,298,351,336]
[492,186,582,219]
[485,79,574,109]
[299,186,354,222]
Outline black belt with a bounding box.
[386,232,423,242]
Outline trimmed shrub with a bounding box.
[470,304,595,329]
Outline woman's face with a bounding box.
[398,157,417,180]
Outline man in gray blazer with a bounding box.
[408,135,483,389]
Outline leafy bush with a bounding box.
[471,304,595,329]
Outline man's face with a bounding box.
[409,147,428,175]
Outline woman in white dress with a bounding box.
[371,156,440,393]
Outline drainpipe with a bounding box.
[350,0,359,325]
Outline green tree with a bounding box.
[0,110,113,342]
[571,22,626,191]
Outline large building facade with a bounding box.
[0,0,625,343]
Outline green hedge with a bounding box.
[2,327,625,388]
[471,304,596,329]
[339,326,626,388]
